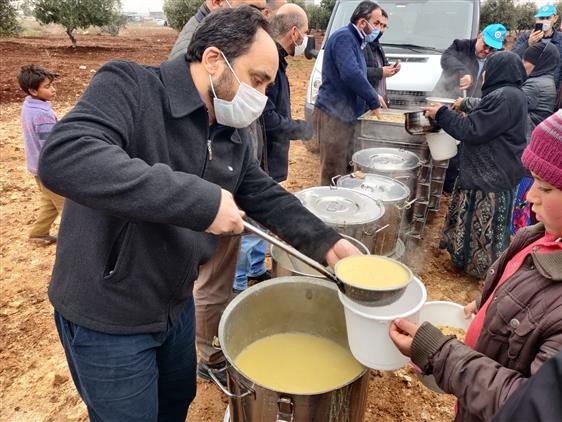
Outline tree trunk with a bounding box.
[66,28,77,48]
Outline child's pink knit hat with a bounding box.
[522,111,562,190]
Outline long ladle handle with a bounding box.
[242,221,341,286]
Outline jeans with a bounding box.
[233,234,267,292]
[54,298,196,422]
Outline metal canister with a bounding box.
[294,186,385,255]
[216,277,369,422]
[351,147,421,198]
[336,173,411,256]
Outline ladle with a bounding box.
[242,221,410,306]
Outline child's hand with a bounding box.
[389,318,419,357]
[464,300,477,319]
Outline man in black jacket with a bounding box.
[433,23,506,99]
[39,8,358,421]
[364,8,400,103]
[264,3,312,182]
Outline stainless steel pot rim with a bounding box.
[352,147,421,171]
[295,186,385,225]
[218,277,368,395]
[337,173,410,202]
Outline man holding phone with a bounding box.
[512,4,562,99]
[364,8,400,105]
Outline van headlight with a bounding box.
[310,74,322,104]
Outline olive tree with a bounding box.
[163,0,200,32]
[0,0,21,36]
[33,0,121,47]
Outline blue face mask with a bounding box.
[365,21,381,43]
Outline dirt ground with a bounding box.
[0,24,481,422]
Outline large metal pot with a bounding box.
[294,187,385,255]
[336,173,412,256]
[271,234,369,278]
[351,148,422,198]
[216,277,369,422]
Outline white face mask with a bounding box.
[542,21,552,32]
[209,51,268,128]
[293,29,307,56]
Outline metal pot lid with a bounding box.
[352,148,420,172]
[337,173,410,202]
[295,187,384,225]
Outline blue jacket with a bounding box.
[315,23,380,123]
[512,30,562,87]
[264,45,312,182]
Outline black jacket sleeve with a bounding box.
[436,90,518,145]
[38,62,221,232]
[262,93,312,141]
[235,159,341,264]
[492,351,562,422]
[441,39,473,76]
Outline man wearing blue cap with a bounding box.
[512,4,562,90]
[432,23,506,194]
[433,23,506,99]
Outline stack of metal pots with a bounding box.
[336,173,411,259]
[352,110,449,244]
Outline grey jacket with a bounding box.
[39,56,341,335]
[168,4,209,60]
[411,223,562,422]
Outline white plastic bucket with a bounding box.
[417,301,472,393]
[426,132,458,161]
[338,276,427,370]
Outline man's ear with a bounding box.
[201,47,224,76]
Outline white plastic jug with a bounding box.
[338,276,427,370]
[426,132,458,161]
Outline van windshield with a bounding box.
[328,0,474,51]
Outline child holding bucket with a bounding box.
[389,111,562,422]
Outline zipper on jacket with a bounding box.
[207,139,213,161]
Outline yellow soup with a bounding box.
[234,332,364,394]
[336,256,410,289]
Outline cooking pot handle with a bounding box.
[276,396,294,422]
[396,198,417,210]
[363,223,389,236]
[330,175,342,186]
[208,365,254,399]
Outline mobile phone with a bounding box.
[393,59,400,68]
[534,22,544,32]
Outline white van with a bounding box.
[304,0,480,122]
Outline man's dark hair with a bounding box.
[187,6,271,63]
[17,64,59,95]
[350,1,380,24]
[381,8,388,19]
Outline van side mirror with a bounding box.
[305,36,318,59]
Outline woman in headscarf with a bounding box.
[512,42,560,234]
[423,51,528,279]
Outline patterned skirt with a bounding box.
[511,176,534,235]
[440,184,514,279]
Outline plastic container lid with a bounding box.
[337,173,410,203]
[352,148,420,172]
[295,186,384,226]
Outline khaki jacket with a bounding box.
[411,223,562,422]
